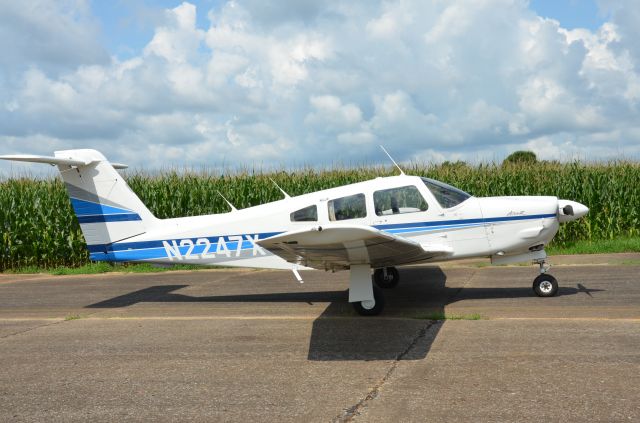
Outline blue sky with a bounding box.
[529,0,606,30]
[1,0,639,173]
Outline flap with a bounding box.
[257,224,451,271]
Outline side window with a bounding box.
[290,205,318,222]
[328,193,367,221]
[374,186,428,216]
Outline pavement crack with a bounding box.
[446,269,477,303]
[0,319,65,340]
[332,320,438,423]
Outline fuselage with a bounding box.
[88,174,582,271]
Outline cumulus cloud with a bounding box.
[2,0,640,176]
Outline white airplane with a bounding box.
[1,149,588,315]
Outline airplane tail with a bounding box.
[0,149,157,247]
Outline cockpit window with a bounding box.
[421,177,471,208]
[290,205,318,222]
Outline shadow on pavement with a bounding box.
[85,266,603,361]
[86,286,346,308]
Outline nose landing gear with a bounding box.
[532,259,558,297]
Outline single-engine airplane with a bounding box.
[1,149,588,315]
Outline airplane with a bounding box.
[0,148,589,315]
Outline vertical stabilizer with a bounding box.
[53,149,157,246]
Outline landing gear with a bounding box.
[352,285,385,316]
[349,264,385,316]
[373,267,399,289]
[532,259,558,297]
[533,274,558,297]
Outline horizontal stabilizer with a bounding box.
[0,153,128,169]
[0,154,90,167]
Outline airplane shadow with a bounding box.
[85,266,603,361]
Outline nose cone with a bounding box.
[572,202,589,219]
[558,200,589,223]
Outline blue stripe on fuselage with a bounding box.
[89,238,266,262]
[87,232,283,254]
[373,213,556,231]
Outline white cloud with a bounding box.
[306,95,363,129]
[144,2,205,64]
[2,0,640,176]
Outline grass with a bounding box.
[547,236,640,255]
[64,314,82,321]
[5,262,223,275]
[620,259,640,266]
[413,312,484,321]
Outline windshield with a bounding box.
[421,177,471,209]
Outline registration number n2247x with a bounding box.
[162,234,265,260]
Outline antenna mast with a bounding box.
[216,190,238,212]
[269,177,291,199]
[380,145,405,175]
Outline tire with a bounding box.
[373,267,400,289]
[533,274,558,297]
[352,286,385,316]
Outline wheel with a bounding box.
[352,286,385,316]
[533,274,558,297]
[373,267,400,289]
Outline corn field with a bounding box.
[1,161,639,271]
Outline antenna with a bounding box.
[380,145,405,175]
[216,190,238,212]
[269,177,291,199]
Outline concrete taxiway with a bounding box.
[0,257,639,422]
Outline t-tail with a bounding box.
[0,149,158,249]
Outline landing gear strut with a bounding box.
[373,267,399,289]
[532,259,558,297]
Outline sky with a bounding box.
[1,0,639,175]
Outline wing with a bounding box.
[257,224,452,271]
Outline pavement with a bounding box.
[0,255,639,422]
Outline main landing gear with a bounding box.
[352,285,385,316]
[532,259,558,297]
[373,266,400,289]
[350,266,399,316]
